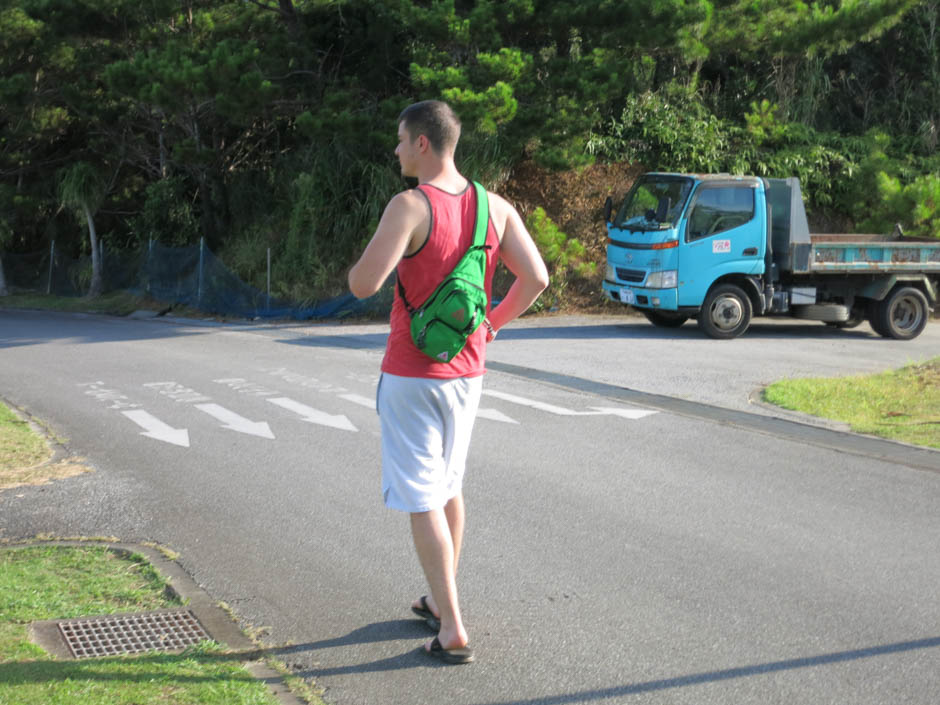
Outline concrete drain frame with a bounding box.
[55,609,212,659]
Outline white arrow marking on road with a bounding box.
[267,397,357,432]
[338,393,376,410]
[588,407,658,420]
[338,392,518,423]
[482,390,657,419]
[476,407,519,424]
[122,410,190,447]
[482,390,584,415]
[195,403,275,439]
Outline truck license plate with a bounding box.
[620,287,636,304]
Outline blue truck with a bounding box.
[602,173,940,339]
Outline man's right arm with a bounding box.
[487,196,549,333]
[348,191,426,299]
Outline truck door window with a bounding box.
[687,186,754,241]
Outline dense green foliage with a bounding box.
[1,0,938,300]
[525,207,594,310]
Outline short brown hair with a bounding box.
[398,100,461,155]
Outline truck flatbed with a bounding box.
[794,238,940,274]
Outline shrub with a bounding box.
[588,82,727,174]
[525,207,595,310]
[132,176,200,247]
[860,172,940,239]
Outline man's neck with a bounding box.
[416,159,467,193]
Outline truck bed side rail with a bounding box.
[791,242,940,274]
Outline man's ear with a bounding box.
[417,135,430,153]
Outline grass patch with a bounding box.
[0,291,251,322]
[763,357,940,448]
[0,291,159,316]
[0,400,91,490]
[0,546,175,627]
[0,403,50,473]
[0,545,285,705]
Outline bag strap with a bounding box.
[470,180,489,249]
[398,180,489,314]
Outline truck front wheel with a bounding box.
[873,286,929,340]
[698,284,753,339]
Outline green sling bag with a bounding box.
[397,181,490,363]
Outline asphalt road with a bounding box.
[1,309,938,705]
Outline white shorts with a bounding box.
[377,373,483,513]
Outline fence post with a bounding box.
[47,240,55,295]
[197,237,204,306]
[266,247,271,312]
[147,238,153,295]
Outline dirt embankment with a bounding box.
[500,160,645,311]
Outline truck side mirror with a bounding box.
[604,196,613,223]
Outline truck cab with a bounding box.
[603,173,770,337]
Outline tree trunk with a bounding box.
[159,127,168,178]
[84,203,104,298]
[0,254,8,296]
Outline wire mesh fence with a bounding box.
[0,239,388,320]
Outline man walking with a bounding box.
[349,100,548,663]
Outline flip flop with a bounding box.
[411,595,441,631]
[425,636,474,665]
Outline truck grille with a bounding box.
[615,267,645,283]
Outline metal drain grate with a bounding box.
[57,610,211,658]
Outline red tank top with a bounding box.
[381,182,499,378]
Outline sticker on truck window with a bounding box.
[713,239,731,253]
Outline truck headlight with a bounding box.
[605,263,616,281]
[645,270,677,288]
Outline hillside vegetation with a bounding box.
[1,0,938,306]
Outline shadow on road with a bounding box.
[496,321,878,342]
[0,309,211,349]
[276,333,389,351]
[462,635,940,705]
[257,625,940,696]
[271,619,450,676]
[275,320,882,350]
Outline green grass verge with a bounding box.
[0,399,90,490]
[0,291,250,321]
[0,545,283,705]
[763,357,940,448]
[0,291,158,316]
[0,402,49,473]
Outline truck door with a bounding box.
[678,182,764,307]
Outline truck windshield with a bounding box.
[613,176,692,231]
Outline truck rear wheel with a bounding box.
[866,300,889,336]
[698,284,752,339]
[873,286,929,340]
[642,310,689,328]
